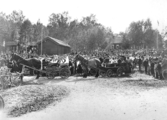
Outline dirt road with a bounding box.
[4,73,167,120]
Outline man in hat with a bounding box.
[143,58,149,74]
[138,56,142,71]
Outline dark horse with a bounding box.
[10,53,42,79]
[74,54,101,78]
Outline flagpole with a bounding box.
[157,30,159,50]
[3,40,5,52]
[157,21,159,50]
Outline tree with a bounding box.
[87,33,96,51]
[8,10,25,25]
[19,19,33,45]
[143,19,154,48]
[80,14,98,29]
[127,20,144,47]
[47,11,70,40]
[157,31,163,49]
[127,19,162,49]
[67,19,79,38]
[121,33,131,49]
[8,10,25,41]
[33,20,49,42]
[47,12,112,51]
[85,26,105,51]
[0,13,14,43]
[33,20,43,42]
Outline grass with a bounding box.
[0,84,70,117]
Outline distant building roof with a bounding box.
[5,41,18,46]
[27,41,36,46]
[105,35,123,49]
[110,36,123,44]
[37,36,71,48]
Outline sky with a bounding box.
[0,0,167,34]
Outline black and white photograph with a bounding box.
[0,0,167,120]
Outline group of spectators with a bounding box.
[83,48,166,79]
[0,47,167,79]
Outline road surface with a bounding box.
[2,73,167,120]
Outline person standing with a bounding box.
[151,58,155,77]
[138,56,142,71]
[143,58,148,74]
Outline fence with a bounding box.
[0,67,23,90]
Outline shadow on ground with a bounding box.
[122,79,167,89]
[23,76,68,85]
[66,77,96,83]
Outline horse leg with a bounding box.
[70,66,74,75]
[155,70,158,79]
[19,74,24,85]
[83,67,88,78]
[157,71,159,79]
[36,71,40,79]
[154,69,156,78]
[160,67,163,80]
[83,74,87,78]
[95,69,99,78]
[30,69,34,75]
[83,71,87,78]
[154,71,156,78]
[152,70,155,77]
[9,76,12,86]
[160,72,163,80]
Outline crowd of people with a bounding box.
[72,48,166,79]
[0,47,167,79]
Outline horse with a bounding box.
[75,61,83,75]
[0,57,21,73]
[5,59,22,73]
[74,54,101,78]
[154,62,162,79]
[0,58,6,66]
[161,58,167,80]
[69,60,75,75]
[10,53,42,79]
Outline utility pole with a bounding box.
[41,26,43,56]
[156,30,159,50]
[157,21,159,50]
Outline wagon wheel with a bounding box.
[59,68,71,79]
[117,68,123,77]
[89,69,96,75]
[99,70,106,77]
[107,69,113,77]
[46,72,55,79]
[0,95,4,109]
[162,69,167,80]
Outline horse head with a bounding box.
[99,57,104,63]
[10,53,20,62]
[74,54,80,62]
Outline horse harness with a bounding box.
[77,56,89,67]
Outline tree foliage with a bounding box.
[126,18,163,49]
[47,12,71,40]
[0,10,165,51]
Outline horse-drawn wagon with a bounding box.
[20,62,71,80]
[10,53,71,80]
[99,62,132,77]
[44,63,71,79]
